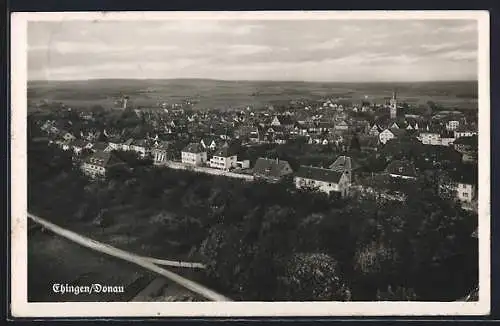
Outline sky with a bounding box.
[27,19,478,82]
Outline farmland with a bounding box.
[28,78,478,111]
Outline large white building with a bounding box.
[441,170,477,204]
[294,166,350,198]
[80,151,124,179]
[209,146,238,171]
[181,143,207,166]
[445,120,460,131]
[419,132,455,146]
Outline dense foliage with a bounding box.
[28,141,478,301]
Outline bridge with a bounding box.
[28,213,231,302]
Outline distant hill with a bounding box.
[27,78,478,111]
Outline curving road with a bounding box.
[28,213,231,302]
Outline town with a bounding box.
[29,89,479,212]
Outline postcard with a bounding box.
[10,10,490,317]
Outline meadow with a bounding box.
[27,79,478,111]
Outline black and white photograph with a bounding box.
[11,11,490,317]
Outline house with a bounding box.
[453,135,478,163]
[62,132,76,142]
[386,160,417,180]
[107,138,122,151]
[449,170,477,203]
[92,142,109,153]
[270,115,294,128]
[369,124,383,136]
[249,127,262,143]
[389,121,400,129]
[454,128,477,140]
[80,151,125,179]
[181,143,207,166]
[121,138,134,151]
[405,122,419,130]
[445,119,460,131]
[379,128,405,145]
[294,166,350,198]
[334,120,349,132]
[419,131,441,145]
[253,157,293,183]
[209,145,238,171]
[71,139,92,155]
[329,155,359,184]
[151,141,170,165]
[131,139,148,158]
[200,137,219,151]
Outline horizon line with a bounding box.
[28,77,479,84]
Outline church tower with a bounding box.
[389,90,397,119]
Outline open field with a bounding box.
[28,79,478,111]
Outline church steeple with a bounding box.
[390,89,397,119]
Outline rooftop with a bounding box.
[386,160,417,178]
[182,143,206,154]
[295,166,344,183]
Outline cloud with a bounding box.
[27,19,479,82]
[310,38,343,50]
[226,44,273,56]
[29,41,179,54]
[438,50,477,61]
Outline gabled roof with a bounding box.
[201,136,218,146]
[386,160,417,178]
[213,145,237,157]
[253,158,293,178]
[449,166,477,185]
[295,166,344,183]
[273,115,295,125]
[329,155,360,172]
[182,143,206,154]
[131,139,148,147]
[72,139,88,148]
[123,138,134,146]
[453,135,478,146]
[392,128,407,136]
[92,142,108,151]
[83,151,123,168]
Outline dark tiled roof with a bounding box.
[201,137,218,146]
[253,158,293,179]
[131,139,148,147]
[449,166,477,185]
[92,142,108,151]
[274,115,295,126]
[213,145,237,157]
[83,151,122,168]
[295,166,344,183]
[386,160,417,177]
[123,138,134,146]
[453,135,478,146]
[182,143,206,154]
[71,139,88,148]
[388,128,407,137]
[329,155,360,172]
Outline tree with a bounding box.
[349,133,361,152]
[276,253,351,301]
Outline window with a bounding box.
[463,192,468,197]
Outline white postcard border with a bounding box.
[10,10,491,317]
